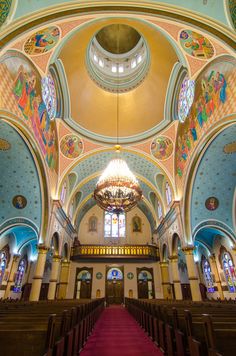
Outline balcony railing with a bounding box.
[71,244,160,261]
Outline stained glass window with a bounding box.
[107,268,123,280]
[138,270,152,281]
[0,251,7,285]
[222,252,236,292]
[202,258,214,293]
[77,270,91,280]
[178,74,195,123]
[165,182,172,206]
[13,259,26,293]
[157,200,163,220]
[104,212,125,238]
[41,73,57,120]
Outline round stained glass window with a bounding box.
[41,73,57,120]
[177,74,195,123]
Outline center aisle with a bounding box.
[80,305,163,356]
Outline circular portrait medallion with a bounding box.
[60,135,83,159]
[24,26,60,55]
[179,29,214,60]
[151,136,173,160]
[205,197,219,211]
[12,195,27,209]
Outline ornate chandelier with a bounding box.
[94,25,142,214]
[94,146,142,214]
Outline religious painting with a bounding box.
[179,29,214,59]
[132,216,142,233]
[60,135,83,159]
[229,0,236,30]
[205,197,219,211]
[223,141,236,154]
[0,0,13,27]
[0,138,11,150]
[12,195,27,209]
[88,215,97,232]
[151,136,173,160]
[24,26,60,55]
[175,58,236,181]
[0,52,58,172]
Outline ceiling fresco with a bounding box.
[0,121,42,231]
[0,0,235,243]
[191,124,236,234]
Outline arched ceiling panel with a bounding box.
[0,121,42,231]
[191,124,236,234]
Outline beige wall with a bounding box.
[78,205,152,245]
[67,261,162,299]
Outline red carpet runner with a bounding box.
[80,306,163,356]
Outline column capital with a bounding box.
[37,244,50,254]
[61,260,70,267]
[169,255,178,261]
[13,254,20,262]
[52,254,62,262]
[182,245,195,254]
[160,261,169,267]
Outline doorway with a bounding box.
[137,268,155,299]
[74,267,93,299]
[106,266,124,304]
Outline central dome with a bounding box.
[96,24,141,54]
[87,24,149,93]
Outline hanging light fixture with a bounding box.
[94,25,142,214]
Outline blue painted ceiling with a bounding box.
[0,121,42,232]
[191,124,236,234]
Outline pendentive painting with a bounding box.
[0,51,58,172]
[175,57,236,183]
[60,135,83,159]
[151,136,173,160]
[24,26,60,55]
[179,29,214,60]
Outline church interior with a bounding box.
[0,1,236,355]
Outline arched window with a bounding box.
[107,267,123,280]
[202,257,214,293]
[0,251,7,285]
[177,74,195,123]
[165,182,172,206]
[60,181,67,204]
[13,258,27,293]
[41,72,57,120]
[157,200,163,220]
[222,251,236,292]
[104,212,125,238]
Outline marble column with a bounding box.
[160,261,172,299]
[209,253,224,300]
[57,260,70,299]
[47,254,61,300]
[169,255,183,300]
[4,254,20,298]
[183,246,202,301]
[29,245,49,301]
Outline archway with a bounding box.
[106,266,124,305]
[74,268,93,299]
[137,268,154,299]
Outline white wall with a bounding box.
[78,205,152,245]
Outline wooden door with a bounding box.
[106,280,123,304]
[80,280,92,299]
[138,280,149,299]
